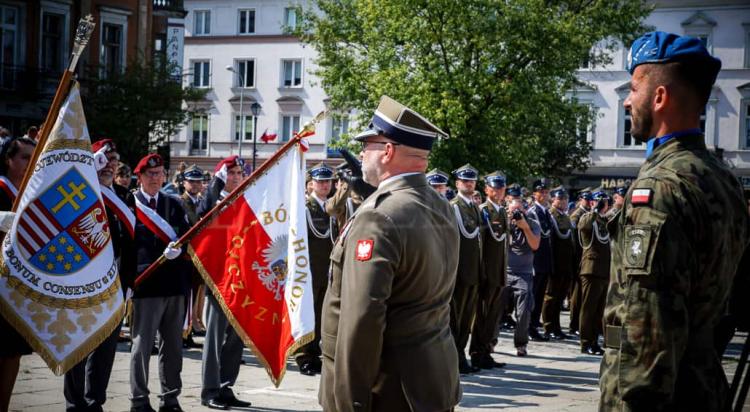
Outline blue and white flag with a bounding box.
[0,82,123,375]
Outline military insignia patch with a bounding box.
[624,225,652,269]
[355,239,373,261]
[631,189,652,205]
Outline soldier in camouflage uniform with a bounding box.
[600,31,750,411]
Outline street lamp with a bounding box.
[225,64,244,160]
[250,102,261,171]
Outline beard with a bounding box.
[630,96,654,144]
[361,157,381,187]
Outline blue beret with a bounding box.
[453,163,478,181]
[628,31,721,82]
[426,169,449,185]
[506,184,522,197]
[309,163,335,180]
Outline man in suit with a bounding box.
[129,154,191,412]
[64,139,135,412]
[526,180,553,342]
[319,95,461,412]
[198,156,252,410]
[469,171,508,370]
[450,163,483,374]
[295,163,335,376]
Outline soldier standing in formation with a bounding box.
[526,180,553,342]
[600,31,749,411]
[450,163,483,374]
[567,187,593,336]
[541,187,574,340]
[180,165,206,349]
[319,95,461,411]
[426,168,450,198]
[576,191,610,356]
[295,163,335,376]
[469,172,508,370]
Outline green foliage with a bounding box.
[298,0,651,182]
[81,55,207,167]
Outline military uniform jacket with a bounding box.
[326,181,363,240]
[180,192,202,226]
[549,207,576,279]
[306,195,333,284]
[527,202,554,274]
[479,201,508,288]
[450,195,482,285]
[320,174,461,412]
[569,205,589,228]
[600,134,750,411]
[133,191,192,299]
[577,211,610,278]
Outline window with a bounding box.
[622,109,642,147]
[235,59,255,88]
[744,101,750,148]
[238,9,255,34]
[101,23,124,77]
[281,115,300,141]
[234,115,256,141]
[282,59,302,87]
[41,12,65,73]
[331,113,350,139]
[0,5,19,88]
[284,7,298,30]
[194,10,210,35]
[191,114,209,153]
[191,60,210,88]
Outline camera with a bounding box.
[512,210,524,221]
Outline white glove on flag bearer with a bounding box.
[186,139,314,386]
[163,242,182,260]
[0,82,124,375]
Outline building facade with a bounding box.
[572,0,750,190]
[171,0,347,171]
[0,0,186,137]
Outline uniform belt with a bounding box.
[604,325,622,349]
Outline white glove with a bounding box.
[0,211,15,233]
[93,146,109,171]
[215,164,227,183]
[163,242,182,260]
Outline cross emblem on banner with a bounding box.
[52,182,88,213]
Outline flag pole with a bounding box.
[11,15,96,212]
[134,111,327,288]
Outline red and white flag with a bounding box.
[188,143,314,386]
[260,129,278,143]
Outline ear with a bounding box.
[653,85,669,113]
[381,143,397,164]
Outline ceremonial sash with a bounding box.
[101,186,135,238]
[0,175,17,201]
[134,197,177,244]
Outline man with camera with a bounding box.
[503,184,541,357]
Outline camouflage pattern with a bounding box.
[600,134,750,411]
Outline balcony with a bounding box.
[0,64,61,100]
[153,0,185,13]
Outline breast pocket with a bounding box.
[328,241,344,297]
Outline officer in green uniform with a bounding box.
[427,168,450,198]
[606,186,626,219]
[449,163,483,374]
[319,96,460,412]
[577,191,610,355]
[542,186,575,339]
[567,187,593,335]
[295,163,335,376]
[600,31,750,411]
[469,172,508,369]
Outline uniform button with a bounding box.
[353,401,363,408]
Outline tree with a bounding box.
[299,0,651,182]
[81,55,207,168]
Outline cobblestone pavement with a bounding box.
[11,312,749,411]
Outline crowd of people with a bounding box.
[0,29,748,412]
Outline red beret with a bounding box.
[91,138,116,153]
[214,155,244,172]
[134,153,163,174]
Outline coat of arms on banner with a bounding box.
[19,168,110,274]
[252,234,288,301]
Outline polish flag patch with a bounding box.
[631,189,652,205]
[356,239,374,261]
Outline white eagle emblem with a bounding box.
[72,207,110,253]
[631,239,642,257]
[252,234,288,301]
[356,240,373,261]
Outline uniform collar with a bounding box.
[139,188,159,204]
[457,192,473,207]
[311,192,327,209]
